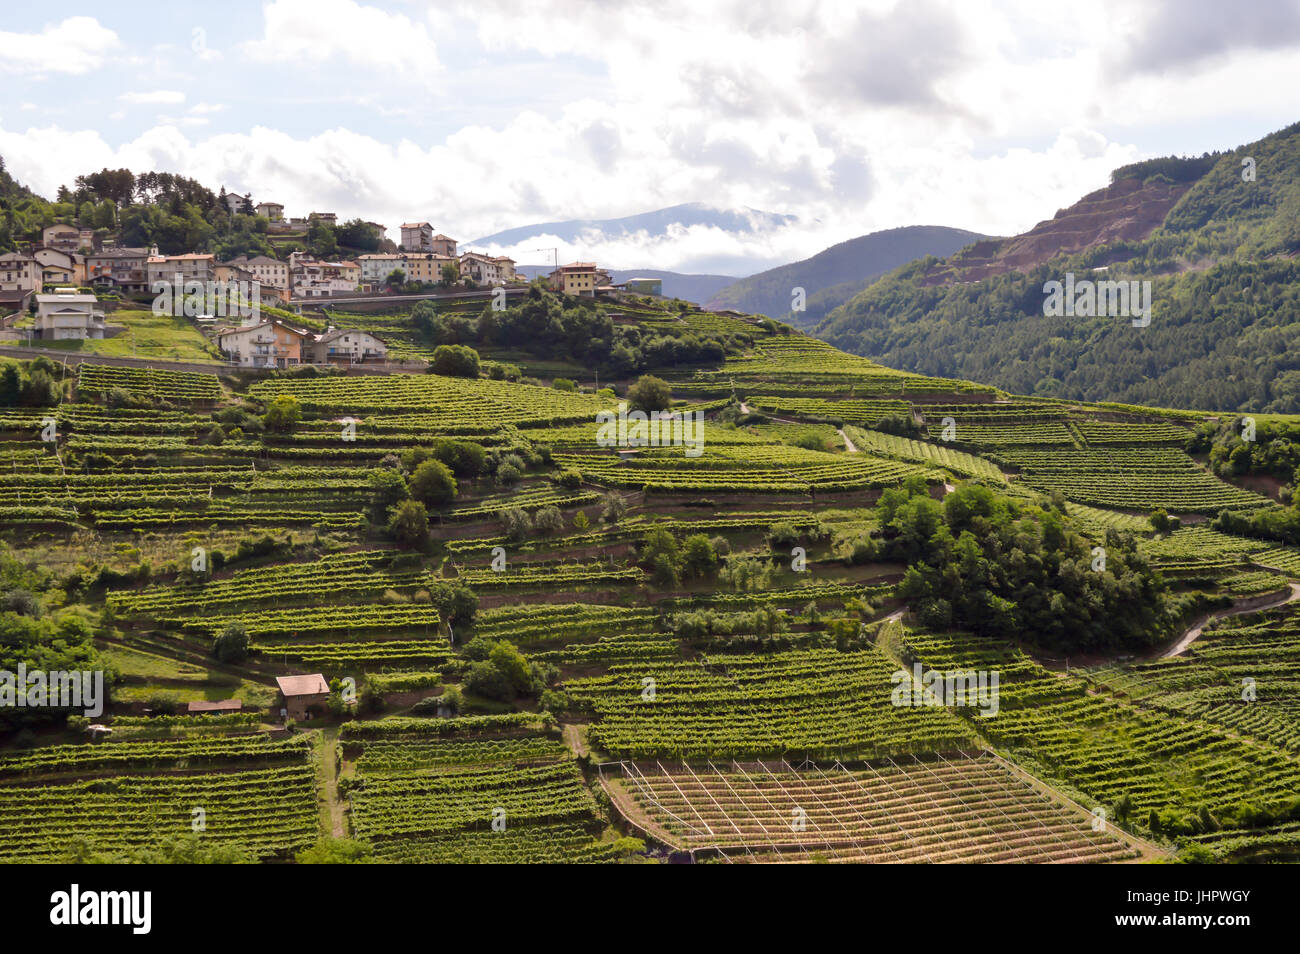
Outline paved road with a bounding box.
[0,344,422,377]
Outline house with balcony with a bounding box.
[0,252,39,293]
[548,262,609,297]
[290,257,360,298]
[307,328,389,365]
[460,251,518,286]
[358,253,406,285]
[215,317,313,368]
[401,252,456,284]
[146,253,216,287]
[85,247,153,293]
[400,222,434,252]
[41,224,82,253]
[33,247,83,287]
[34,289,105,340]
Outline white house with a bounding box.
[225,255,289,293]
[41,224,81,253]
[224,192,253,215]
[307,328,388,364]
[358,253,406,284]
[459,251,504,286]
[0,252,40,293]
[146,253,216,287]
[290,258,359,298]
[35,290,105,340]
[216,317,313,368]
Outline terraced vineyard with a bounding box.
[77,363,223,403]
[747,396,911,425]
[567,648,975,758]
[344,715,617,863]
[842,426,1006,481]
[249,373,610,425]
[554,444,936,494]
[604,753,1143,863]
[3,285,1297,867]
[998,447,1272,513]
[0,736,317,862]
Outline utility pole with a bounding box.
[533,247,559,285]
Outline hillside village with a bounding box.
[0,209,642,368]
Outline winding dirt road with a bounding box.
[1161,582,1300,659]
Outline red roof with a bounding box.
[276,674,330,697]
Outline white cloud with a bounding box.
[120,90,186,105]
[244,0,439,82]
[3,1,1299,275]
[0,17,119,75]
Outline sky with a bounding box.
[1,0,1298,275]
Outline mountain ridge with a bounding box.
[815,121,1300,413]
[704,225,987,322]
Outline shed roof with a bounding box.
[276,674,329,697]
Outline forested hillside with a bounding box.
[0,163,389,259]
[817,121,1300,413]
[705,225,985,322]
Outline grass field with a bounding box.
[24,309,223,363]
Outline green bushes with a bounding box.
[462,637,553,701]
[427,344,480,378]
[409,459,457,506]
[212,622,250,663]
[881,478,1175,651]
[261,394,301,433]
[387,500,429,547]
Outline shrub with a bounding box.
[533,505,563,535]
[387,499,429,547]
[428,344,480,378]
[212,622,250,663]
[627,374,672,412]
[766,521,800,549]
[539,688,570,715]
[409,459,458,506]
[261,394,302,433]
[500,507,532,541]
[600,493,627,524]
[369,469,409,522]
[719,554,772,593]
[463,660,512,701]
[681,533,718,576]
[143,691,183,715]
[426,580,478,628]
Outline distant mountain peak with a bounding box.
[705,224,987,322]
[467,202,798,250]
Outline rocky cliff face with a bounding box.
[918,178,1190,286]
